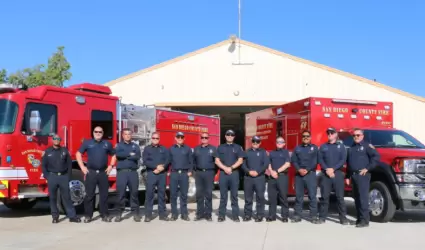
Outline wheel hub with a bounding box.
[69,180,86,206]
[369,189,384,216]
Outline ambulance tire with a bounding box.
[369,181,396,223]
[3,198,37,210]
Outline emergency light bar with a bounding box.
[331,99,378,105]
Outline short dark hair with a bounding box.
[302,130,311,135]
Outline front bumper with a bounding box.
[399,184,425,211]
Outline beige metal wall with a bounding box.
[108,40,425,143]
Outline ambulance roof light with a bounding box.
[332,99,378,105]
[0,83,27,93]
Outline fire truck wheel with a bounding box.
[187,176,196,203]
[3,198,37,210]
[369,181,396,223]
[58,169,87,214]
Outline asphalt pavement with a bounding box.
[0,191,424,250]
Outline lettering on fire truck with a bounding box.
[171,123,208,133]
[256,122,273,140]
[21,149,43,172]
[322,106,390,116]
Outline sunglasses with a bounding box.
[327,131,335,135]
[201,137,209,139]
[176,136,184,139]
[151,137,159,140]
[94,131,103,134]
[353,134,362,137]
[302,135,310,138]
[225,134,235,137]
[53,137,61,141]
[252,141,260,144]
[276,141,285,144]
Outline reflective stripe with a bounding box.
[0,167,29,180]
[0,180,9,198]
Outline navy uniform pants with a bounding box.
[47,172,76,219]
[267,173,289,218]
[218,170,240,218]
[351,172,371,223]
[319,169,347,220]
[84,169,109,218]
[116,169,140,214]
[294,171,318,218]
[244,175,266,217]
[170,170,189,216]
[145,171,167,218]
[195,169,215,217]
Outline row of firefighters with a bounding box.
[41,126,379,228]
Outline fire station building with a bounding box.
[104,38,425,146]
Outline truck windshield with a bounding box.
[0,99,18,134]
[339,129,425,149]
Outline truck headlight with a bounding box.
[398,159,422,173]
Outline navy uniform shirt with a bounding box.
[318,142,347,170]
[242,147,270,175]
[217,143,245,168]
[193,144,217,170]
[169,144,193,171]
[42,146,72,177]
[78,139,115,170]
[142,144,170,171]
[291,144,318,171]
[115,141,141,170]
[269,148,290,172]
[347,141,380,172]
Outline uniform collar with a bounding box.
[302,143,311,147]
[151,144,161,147]
[275,148,284,151]
[327,141,337,145]
[123,140,131,144]
[174,144,185,148]
[93,139,103,143]
[353,140,366,146]
[201,144,209,148]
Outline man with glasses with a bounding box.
[142,132,170,222]
[318,127,350,225]
[113,128,142,222]
[42,134,81,223]
[347,128,380,228]
[76,126,116,223]
[267,136,291,222]
[215,129,245,222]
[193,132,217,221]
[169,132,194,221]
[242,135,269,222]
[291,130,320,224]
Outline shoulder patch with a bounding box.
[369,144,375,149]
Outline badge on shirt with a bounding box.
[337,145,340,149]
[257,152,260,157]
[209,149,213,154]
[311,146,314,151]
[360,146,364,151]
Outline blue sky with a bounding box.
[1,0,424,97]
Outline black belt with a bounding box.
[88,168,106,173]
[171,169,189,173]
[49,171,68,176]
[197,168,214,172]
[117,168,137,172]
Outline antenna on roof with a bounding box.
[232,0,254,66]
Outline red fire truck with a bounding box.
[0,83,220,213]
[245,97,425,223]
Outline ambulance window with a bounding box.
[21,102,57,136]
[91,110,113,140]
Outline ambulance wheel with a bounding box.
[58,169,87,214]
[3,198,37,210]
[369,181,396,223]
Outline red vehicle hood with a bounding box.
[378,148,425,158]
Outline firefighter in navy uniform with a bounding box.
[347,128,380,228]
[169,132,194,221]
[242,135,269,222]
[215,129,245,222]
[42,134,81,223]
[76,126,116,223]
[318,127,350,225]
[291,130,320,224]
[142,132,170,222]
[267,136,291,222]
[193,132,217,221]
[114,128,142,222]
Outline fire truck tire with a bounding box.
[369,181,396,223]
[58,169,87,214]
[3,198,37,210]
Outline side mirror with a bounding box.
[29,110,42,134]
